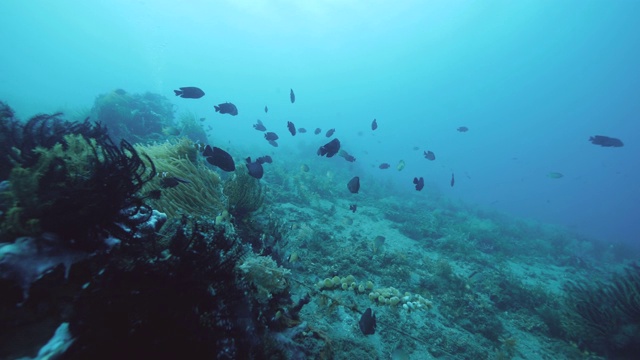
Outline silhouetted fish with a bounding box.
[339,150,356,162]
[371,119,378,130]
[450,173,455,187]
[265,132,279,141]
[317,138,341,157]
[413,177,424,191]
[245,157,264,179]
[298,128,307,133]
[215,102,238,116]
[359,308,376,335]
[257,155,272,164]
[314,128,321,135]
[589,135,624,147]
[457,126,468,132]
[253,119,267,131]
[264,105,268,113]
[326,128,335,137]
[290,88,296,103]
[174,87,204,99]
[423,151,435,161]
[287,121,296,136]
[349,204,357,213]
[202,145,235,172]
[268,140,279,147]
[379,163,390,169]
[160,176,191,188]
[347,176,360,194]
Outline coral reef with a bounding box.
[223,168,265,218]
[239,254,291,304]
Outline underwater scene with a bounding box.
[1,1,639,359]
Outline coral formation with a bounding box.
[239,254,291,304]
[223,168,265,218]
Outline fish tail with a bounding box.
[174,90,182,96]
[214,106,220,112]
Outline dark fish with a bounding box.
[145,189,162,200]
[413,177,424,191]
[457,126,468,132]
[379,163,390,169]
[202,145,235,172]
[347,176,360,194]
[264,105,268,113]
[265,132,279,141]
[257,155,272,164]
[199,117,206,122]
[450,173,455,187]
[326,128,335,137]
[268,140,279,147]
[371,119,378,130]
[253,119,267,131]
[589,135,624,147]
[161,176,191,188]
[290,88,295,103]
[349,204,357,213]
[245,157,264,179]
[423,151,436,161]
[298,128,307,133]
[359,308,376,335]
[287,121,296,136]
[215,102,238,116]
[314,128,321,135]
[174,87,205,99]
[339,150,356,162]
[317,138,341,157]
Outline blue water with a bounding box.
[1,1,638,246]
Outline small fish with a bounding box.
[339,150,356,162]
[457,126,469,132]
[589,135,624,147]
[264,105,268,113]
[199,117,206,122]
[359,308,376,335]
[264,132,279,141]
[215,102,238,116]
[202,145,236,172]
[379,163,390,169]
[326,128,335,137]
[397,160,405,171]
[253,119,267,131]
[298,128,307,133]
[287,121,296,136]
[245,157,264,179]
[290,88,296,103]
[371,118,378,130]
[257,155,272,164]
[160,176,191,188]
[423,151,436,161]
[301,164,310,172]
[314,128,322,135]
[349,204,357,213]
[373,236,385,254]
[174,87,205,99]
[450,173,455,187]
[145,189,162,200]
[412,146,420,151]
[288,252,299,263]
[347,176,360,194]
[547,172,564,179]
[268,140,279,147]
[413,177,424,191]
[317,138,341,158]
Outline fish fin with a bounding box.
[246,157,252,164]
[214,105,220,112]
[174,90,182,96]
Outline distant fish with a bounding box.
[301,164,310,172]
[547,172,564,179]
[457,126,469,132]
[174,87,204,99]
[314,128,322,135]
[253,119,267,131]
[287,121,296,136]
[268,140,279,147]
[347,176,360,194]
[359,308,376,335]
[160,176,191,188]
[215,102,238,116]
[423,151,435,161]
[265,132,279,141]
[397,160,405,171]
[379,163,390,169]
[245,157,264,179]
[264,105,268,113]
[371,119,378,131]
[412,146,420,151]
[298,128,307,133]
[349,204,357,213]
[339,150,356,162]
[290,88,296,103]
[450,173,455,187]
[202,145,235,172]
[413,177,424,191]
[589,135,624,147]
[317,138,341,157]
[257,155,273,164]
[325,128,335,137]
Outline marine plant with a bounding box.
[223,167,265,218]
